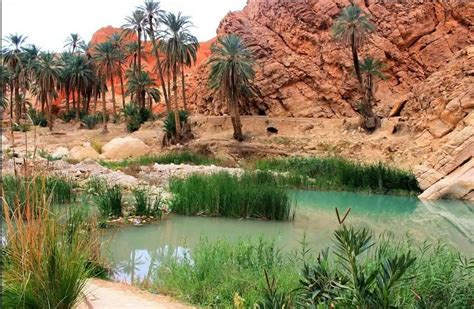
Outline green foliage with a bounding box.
[132,187,163,217]
[123,103,153,133]
[11,122,31,132]
[154,238,298,308]
[100,150,221,170]
[38,149,61,162]
[2,175,76,213]
[254,156,420,195]
[169,171,295,221]
[163,110,188,138]
[87,178,123,218]
[2,185,102,309]
[27,108,48,127]
[59,109,77,123]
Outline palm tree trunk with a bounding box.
[110,72,116,115]
[47,94,53,131]
[173,62,181,139]
[76,90,81,120]
[14,79,20,123]
[9,82,14,120]
[119,71,126,108]
[94,89,98,114]
[65,89,70,112]
[72,89,76,110]
[351,31,363,89]
[149,28,170,112]
[167,70,171,103]
[101,84,108,134]
[230,96,243,141]
[181,66,187,111]
[137,29,143,107]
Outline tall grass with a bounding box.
[169,171,295,221]
[254,156,420,194]
[100,150,221,170]
[1,181,103,308]
[86,178,123,218]
[132,187,163,217]
[2,175,76,213]
[152,233,473,308]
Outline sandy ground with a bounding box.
[78,279,193,309]
[2,115,439,171]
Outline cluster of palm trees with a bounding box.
[1,0,199,136]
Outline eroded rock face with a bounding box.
[416,126,474,201]
[186,0,473,118]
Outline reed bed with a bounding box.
[169,171,295,221]
[2,175,77,213]
[254,156,420,194]
[100,150,221,170]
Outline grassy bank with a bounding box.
[169,171,295,221]
[100,150,221,170]
[152,232,473,308]
[253,156,420,195]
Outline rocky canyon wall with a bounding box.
[185,0,473,118]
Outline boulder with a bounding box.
[51,147,69,160]
[69,145,100,162]
[100,136,150,160]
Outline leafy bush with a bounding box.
[59,109,77,123]
[164,110,188,138]
[169,171,295,221]
[254,156,420,195]
[11,122,30,132]
[123,104,152,132]
[132,187,163,217]
[82,114,100,129]
[27,108,48,127]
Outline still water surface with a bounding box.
[104,190,474,283]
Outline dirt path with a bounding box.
[78,279,193,309]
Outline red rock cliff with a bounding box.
[185,0,473,117]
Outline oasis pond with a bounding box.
[104,190,474,284]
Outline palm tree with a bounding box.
[140,0,170,111]
[3,34,28,123]
[69,54,94,116]
[159,12,196,138]
[179,37,199,111]
[34,52,60,131]
[208,34,255,141]
[109,32,127,108]
[93,41,120,116]
[126,70,160,109]
[360,57,385,115]
[123,9,146,107]
[332,4,374,89]
[0,64,11,110]
[64,33,85,53]
[58,52,73,112]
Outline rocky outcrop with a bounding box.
[416,126,474,201]
[186,0,473,118]
[100,136,151,160]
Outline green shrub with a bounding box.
[82,114,99,129]
[11,122,30,132]
[254,156,420,195]
[59,109,77,123]
[27,108,48,127]
[123,103,143,133]
[169,171,295,221]
[139,107,153,123]
[164,110,188,138]
[132,187,163,217]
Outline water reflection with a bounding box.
[104,191,474,284]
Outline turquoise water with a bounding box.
[104,191,474,283]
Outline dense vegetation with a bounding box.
[1,182,104,308]
[254,156,420,195]
[169,171,295,221]
[153,227,474,308]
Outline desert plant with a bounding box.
[87,178,123,218]
[81,114,99,129]
[11,122,30,132]
[163,110,188,139]
[169,171,295,221]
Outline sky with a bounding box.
[2,0,247,51]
